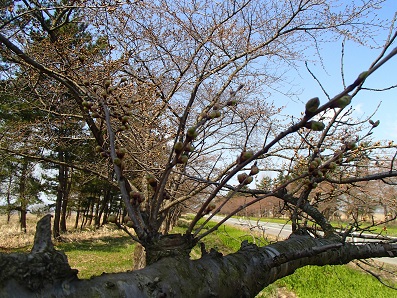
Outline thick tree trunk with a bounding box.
[2,216,397,297]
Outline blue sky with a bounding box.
[278,0,397,142]
[286,41,397,142]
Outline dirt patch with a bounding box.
[255,286,297,298]
[277,287,298,298]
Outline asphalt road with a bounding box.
[209,215,397,266]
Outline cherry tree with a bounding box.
[1,1,397,296]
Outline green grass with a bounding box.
[56,235,135,279]
[271,265,397,298]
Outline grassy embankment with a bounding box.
[232,215,397,237]
[1,214,397,297]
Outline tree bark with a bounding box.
[1,217,397,297]
[54,151,65,239]
[18,161,28,233]
[74,199,81,230]
[132,242,146,270]
[6,176,13,224]
[19,203,27,233]
[97,189,111,226]
[60,166,71,233]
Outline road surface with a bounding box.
[208,215,397,266]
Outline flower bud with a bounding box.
[100,90,108,99]
[186,127,198,140]
[237,173,248,184]
[104,80,111,88]
[239,150,254,162]
[328,162,337,170]
[305,121,325,131]
[208,203,216,211]
[184,144,195,153]
[334,95,351,109]
[174,142,184,153]
[121,116,129,124]
[305,97,320,115]
[346,141,357,150]
[147,175,157,188]
[207,111,218,119]
[309,161,318,171]
[178,154,189,164]
[226,99,237,106]
[249,164,259,176]
[371,120,380,128]
[244,176,253,185]
[82,100,93,108]
[113,157,122,166]
[116,148,127,159]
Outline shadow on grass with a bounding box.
[0,245,32,254]
[56,235,135,253]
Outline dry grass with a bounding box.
[56,224,127,242]
[0,214,127,252]
[0,214,38,251]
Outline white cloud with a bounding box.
[352,103,363,115]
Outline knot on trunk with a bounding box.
[31,214,54,253]
[0,215,78,291]
[145,234,195,265]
